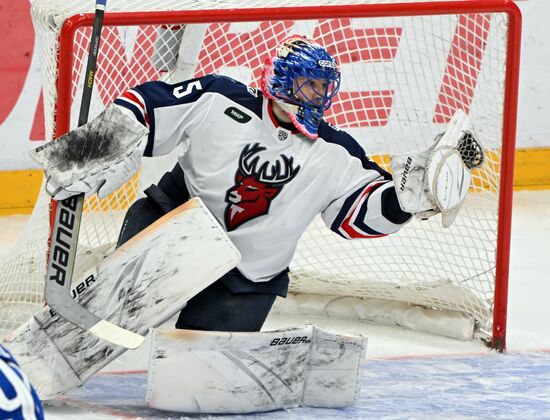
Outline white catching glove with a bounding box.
[390,110,484,228]
[30,104,149,200]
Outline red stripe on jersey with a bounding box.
[340,181,387,239]
[122,91,145,110]
[122,90,149,127]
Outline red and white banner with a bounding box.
[0,1,546,170]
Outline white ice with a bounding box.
[1,189,549,418]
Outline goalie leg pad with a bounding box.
[3,198,240,399]
[146,325,367,413]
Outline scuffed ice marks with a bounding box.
[51,352,550,418]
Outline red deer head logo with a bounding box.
[224,143,300,231]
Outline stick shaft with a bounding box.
[45,0,144,349]
[78,0,106,127]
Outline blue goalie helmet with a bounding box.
[261,35,341,138]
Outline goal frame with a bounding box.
[51,0,522,351]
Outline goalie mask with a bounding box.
[261,36,341,139]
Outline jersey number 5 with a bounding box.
[173,81,203,98]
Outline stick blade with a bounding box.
[89,320,145,349]
[46,284,145,349]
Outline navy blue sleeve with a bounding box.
[317,121,392,180]
[318,121,411,238]
[114,75,262,156]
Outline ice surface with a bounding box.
[45,352,550,419]
[1,189,549,418]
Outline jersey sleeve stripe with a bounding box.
[351,182,392,235]
[350,181,406,235]
[337,181,388,239]
[126,89,146,107]
[114,99,145,127]
[329,185,364,233]
[330,177,385,233]
[130,89,151,128]
[115,90,149,128]
[120,86,156,156]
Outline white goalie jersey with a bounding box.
[114,75,411,282]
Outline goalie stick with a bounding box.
[44,0,144,349]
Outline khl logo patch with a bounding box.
[278,129,289,141]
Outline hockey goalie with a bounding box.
[4,35,483,413]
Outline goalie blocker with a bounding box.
[391,110,484,228]
[147,325,367,413]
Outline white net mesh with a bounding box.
[0,0,515,341]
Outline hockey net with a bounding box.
[0,0,520,349]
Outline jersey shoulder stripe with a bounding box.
[201,75,264,119]
[317,121,366,161]
[115,75,263,156]
[114,89,149,128]
[317,121,391,178]
[120,75,263,118]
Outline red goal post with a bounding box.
[0,0,521,350]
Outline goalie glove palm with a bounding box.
[426,147,472,227]
[390,110,484,228]
[30,105,149,200]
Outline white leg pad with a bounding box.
[146,325,367,413]
[303,326,367,407]
[3,198,240,399]
[6,316,81,395]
